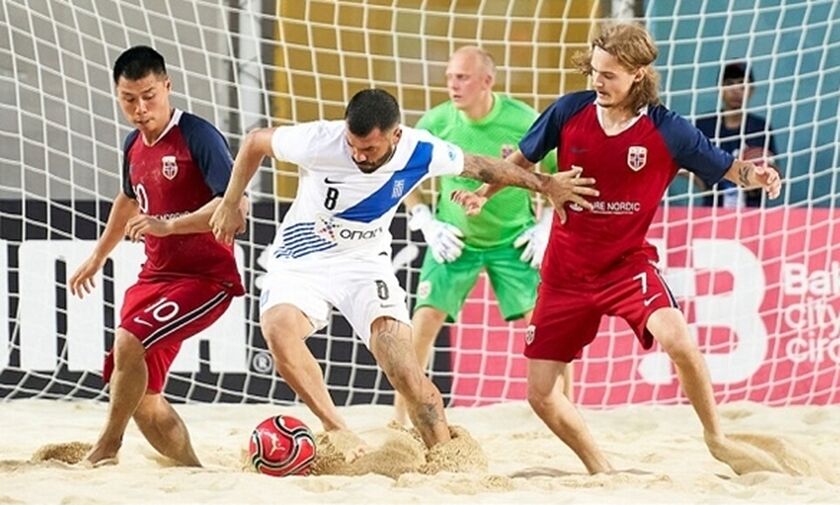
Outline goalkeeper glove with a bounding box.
[514,211,553,269]
[407,204,464,263]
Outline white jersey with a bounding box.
[269,120,465,261]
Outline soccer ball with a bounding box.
[249,415,316,477]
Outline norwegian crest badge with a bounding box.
[525,325,536,346]
[627,146,647,172]
[161,155,178,180]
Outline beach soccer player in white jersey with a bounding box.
[209,88,598,456]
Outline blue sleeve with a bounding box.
[694,116,716,140]
[518,91,595,164]
[121,130,140,199]
[652,106,734,187]
[180,113,234,196]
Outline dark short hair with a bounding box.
[722,61,753,84]
[344,89,401,136]
[113,46,167,84]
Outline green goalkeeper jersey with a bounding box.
[416,94,558,249]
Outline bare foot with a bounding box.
[77,456,119,469]
[704,432,784,475]
[83,440,122,467]
[726,433,839,484]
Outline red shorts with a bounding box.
[104,277,234,393]
[526,260,678,362]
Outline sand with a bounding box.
[0,399,838,504]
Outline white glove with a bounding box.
[514,212,552,269]
[408,204,464,263]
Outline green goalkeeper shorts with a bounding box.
[414,242,539,322]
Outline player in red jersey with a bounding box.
[454,23,782,475]
[68,46,245,467]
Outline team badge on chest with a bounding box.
[627,146,647,171]
[161,155,178,180]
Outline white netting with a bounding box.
[1,0,838,407]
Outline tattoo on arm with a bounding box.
[738,165,752,187]
[461,155,499,182]
[461,155,547,192]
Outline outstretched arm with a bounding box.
[211,128,276,244]
[456,151,598,223]
[723,159,782,200]
[466,150,538,202]
[460,153,549,193]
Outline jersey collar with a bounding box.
[143,108,183,147]
[595,104,648,137]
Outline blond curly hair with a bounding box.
[573,22,661,113]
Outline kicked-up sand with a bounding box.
[0,399,838,504]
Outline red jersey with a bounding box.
[121,109,244,294]
[519,91,733,284]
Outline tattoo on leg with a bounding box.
[374,318,404,366]
[374,318,440,428]
[414,402,440,427]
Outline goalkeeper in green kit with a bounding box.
[394,46,568,424]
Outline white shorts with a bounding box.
[259,253,410,346]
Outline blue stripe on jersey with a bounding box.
[179,112,235,196]
[519,90,595,164]
[274,222,337,259]
[121,129,142,198]
[648,105,734,187]
[336,141,433,223]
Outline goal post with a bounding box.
[1,0,838,407]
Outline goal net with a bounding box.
[1,0,838,407]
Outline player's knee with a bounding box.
[261,322,284,348]
[412,307,447,335]
[371,318,411,357]
[526,383,554,415]
[113,330,144,366]
[260,319,300,358]
[658,330,697,365]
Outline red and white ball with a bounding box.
[249,415,316,477]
